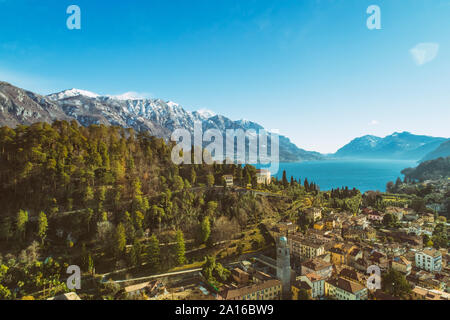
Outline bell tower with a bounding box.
[276,236,291,299]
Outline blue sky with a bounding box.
[0,0,449,153]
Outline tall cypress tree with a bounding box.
[282,170,288,187]
[304,178,309,192]
[114,223,126,257]
[147,234,160,272]
[175,230,186,265]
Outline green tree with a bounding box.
[0,217,12,242]
[88,253,95,275]
[190,167,197,185]
[16,210,28,242]
[202,255,217,283]
[173,175,184,192]
[37,211,48,244]
[83,186,94,206]
[206,174,215,187]
[432,223,448,249]
[206,201,218,216]
[382,213,397,228]
[128,238,142,267]
[237,243,245,256]
[174,230,186,265]
[200,216,211,244]
[0,284,11,300]
[386,181,394,193]
[147,234,160,272]
[114,223,127,257]
[394,177,402,191]
[423,234,431,246]
[282,170,288,188]
[202,255,230,285]
[410,198,426,213]
[382,269,411,297]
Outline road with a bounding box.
[102,259,244,285]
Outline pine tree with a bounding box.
[190,167,197,185]
[114,223,127,257]
[0,217,12,242]
[206,174,215,187]
[147,234,160,272]
[16,210,28,242]
[282,170,288,187]
[37,211,48,244]
[88,253,95,275]
[175,230,186,265]
[200,216,211,244]
[128,238,141,267]
[395,177,402,191]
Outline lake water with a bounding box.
[261,159,418,193]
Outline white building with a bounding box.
[415,248,442,273]
[256,169,271,185]
[325,278,368,300]
[222,175,234,187]
[298,273,325,298]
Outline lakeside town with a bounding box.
[0,123,448,301]
[50,168,448,301]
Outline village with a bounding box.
[69,170,448,302]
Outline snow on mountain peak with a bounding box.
[107,92,151,101]
[47,88,100,100]
[195,109,216,118]
[167,101,180,108]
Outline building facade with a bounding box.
[256,169,271,185]
[415,249,442,273]
[325,278,368,300]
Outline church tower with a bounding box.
[276,236,291,299]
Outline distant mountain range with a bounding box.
[1,81,447,163]
[421,139,450,162]
[0,81,322,162]
[334,132,448,161]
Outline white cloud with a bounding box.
[369,120,379,126]
[410,43,439,66]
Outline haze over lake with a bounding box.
[267,159,418,193]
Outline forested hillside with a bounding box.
[402,157,450,181]
[0,121,279,299]
[0,121,367,300]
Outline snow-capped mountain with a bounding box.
[47,88,100,100]
[195,109,216,119]
[0,82,324,162]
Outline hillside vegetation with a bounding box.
[402,157,450,181]
[0,121,292,299]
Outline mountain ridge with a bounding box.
[334,131,447,160]
[2,81,447,163]
[0,82,323,162]
[421,139,450,162]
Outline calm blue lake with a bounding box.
[260,159,418,193]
